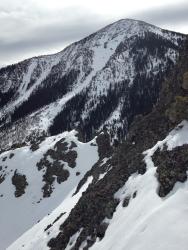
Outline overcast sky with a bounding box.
[0,0,188,67]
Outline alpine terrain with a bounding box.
[0,19,188,250]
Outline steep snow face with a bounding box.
[0,53,62,111]
[9,121,188,250]
[91,121,188,250]
[0,19,186,148]
[0,131,98,250]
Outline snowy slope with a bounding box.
[7,177,93,250]
[91,121,188,250]
[0,19,186,148]
[0,131,98,250]
[9,121,188,250]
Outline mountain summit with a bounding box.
[0,19,185,149]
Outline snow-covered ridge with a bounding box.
[7,121,188,250]
[0,130,98,250]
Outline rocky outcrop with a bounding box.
[11,170,28,197]
[36,138,78,197]
[96,132,113,159]
[153,145,188,197]
[42,163,70,198]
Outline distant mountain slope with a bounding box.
[0,19,186,149]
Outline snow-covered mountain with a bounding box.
[0,19,186,149]
[6,35,188,250]
[1,18,188,250]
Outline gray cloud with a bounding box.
[0,4,109,66]
[131,1,188,28]
[0,1,188,67]
[0,19,105,54]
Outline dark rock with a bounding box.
[53,212,66,224]
[9,153,14,159]
[10,142,27,150]
[46,140,77,168]
[42,164,69,198]
[44,212,66,232]
[122,196,131,207]
[69,141,77,150]
[96,132,112,159]
[133,191,137,198]
[105,199,119,219]
[54,139,68,151]
[0,175,5,184]
[61,150,77,168]
[44,224,53,232]
[28,130,47,152]
[152,145,188,197]
[36,137,78,197]
[2,156,7,162]
[96,222,109,239]
[11,170,28,197]
[30,143,40,152]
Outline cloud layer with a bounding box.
[0,0,187,66]
[132,2,188,27]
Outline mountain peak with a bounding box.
[102,18,165,37]
[0,19,185,150]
